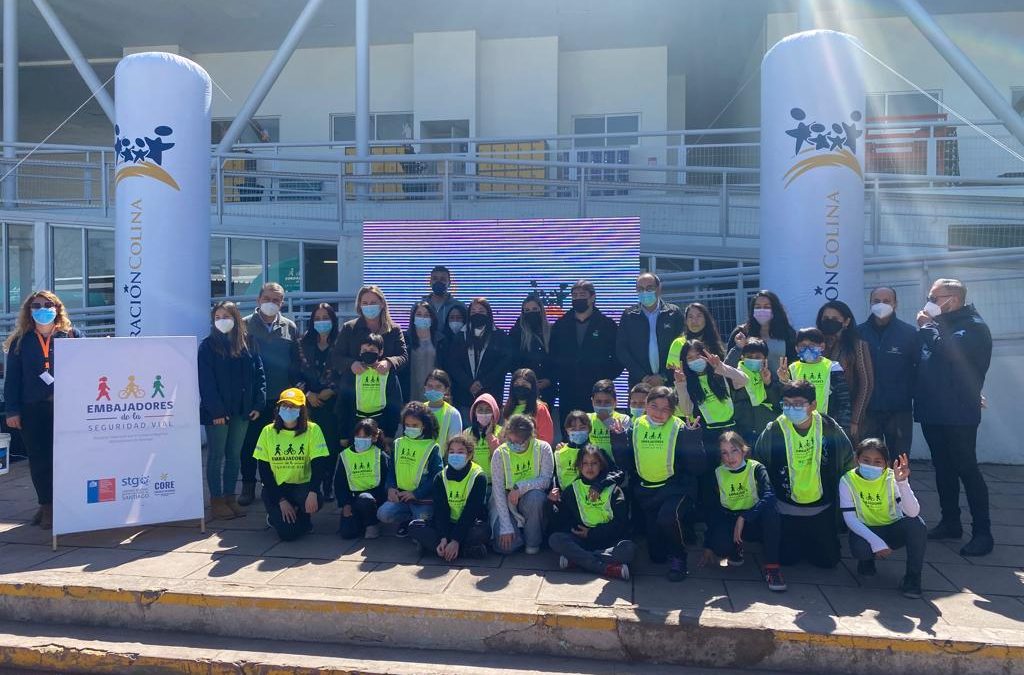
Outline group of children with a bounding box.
[249,329,927,599]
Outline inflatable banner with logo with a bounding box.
[760,30,866,326]
[114,52,212,338]
[52,336,203,537]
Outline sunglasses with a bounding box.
[30,302,56,310]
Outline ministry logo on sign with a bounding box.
[782,107,863,188]
[113,124,180,191]
[86,478,117,503]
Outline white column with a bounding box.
[3,0,18,206]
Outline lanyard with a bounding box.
[36,331,53,371]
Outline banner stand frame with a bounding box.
[52,517,206,551]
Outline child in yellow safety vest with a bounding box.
[337,333,403,451]
[587,379,631,459]
[464,393,502,490]
[778,327,852,431]
[548,410,623,532]
[423,369,463,443]
[409,434,491,561]
[548,446,634,580]
[628,382,651,420]
[702,431,786,592]
[335,418,391,540]
[841,438,926,599]
[376,402,443,536]
[731,338,782,448]
[489,413,555,555]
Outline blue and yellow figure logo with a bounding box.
[113,124,180,191]
[782,108,863,188]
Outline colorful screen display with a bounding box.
[363,217,641,403]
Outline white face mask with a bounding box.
[922,301,943,318]
[260,302,280,317]
[214,318,235,334]
[870,303,894,320]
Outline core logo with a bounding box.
[87,478,117,504]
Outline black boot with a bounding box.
[960,531,994,557]
[857,559,877,576]
[927,521,963,540]
[900,573,923,599]
[237,481,257,506]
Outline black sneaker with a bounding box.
[900,573,923,599]
[667,555,688,582]
[683,523,698,547]
[396,523,409,538]
[857,559,877,576]
[927,521,963,540]
[727,544,745,567]
[959,532,994,557]
[464,544,489,559]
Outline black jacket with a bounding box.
[550,308,622,412]
[334,448,391,508]
[331,316,409,393]
[3,328,81,414]
[507,323,558,403]
[615,301,685,386]
[197,335,267,425]
[431,464,489,543]
[913,304,992,426]
[753,413,853,509]
[610,423,706,499]
[445,328,510,410]
[299,333,339,394]
[553,475,629,550]
[858,315,918,413]
[244,313,302,400]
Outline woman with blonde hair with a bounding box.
[331,284,408,400]
[3,290,80,529]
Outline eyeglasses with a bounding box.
[30,302,56,310]
[927,294,953,303]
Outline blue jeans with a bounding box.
[377,500,433,524]
[205,418,250,497]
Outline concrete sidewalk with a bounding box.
[0,459,1021,673]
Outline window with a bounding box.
[572,114,640,148]
[210,237,227,298]
[267,240,301,292]
[303,243,338,293]
[865,90,942,120]
[229,238,263,295]
[330,113,414,142]
[52,227,84,308]
[5,223,33,312]
[211,117,280,144]
[86,229,114,307]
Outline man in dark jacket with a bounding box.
[858,286,918,457]
[615,273,684,387]
[551,280,622,415]
[419,265,466,327]
[914,278,993,557]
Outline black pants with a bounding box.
[309,403,340,495]
[240,403,277,483]
[707,506,781,565]
[409,519,491,558]
[780,508,841,568]
[863,410,913,457]
[635,486,695,563]
[849,516,927,577]
[921,424,990,533]
[338,492,381,539]
[264,482,322,541]
[18,401,54,505]
[697,424,732,522]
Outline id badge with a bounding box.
[39,371,55,385]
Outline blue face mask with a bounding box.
[688,358,708,373]
[404,426,423,439]
[353,437,373,452]
[313,320,333,335]
[448,321,465,333]
[798,346,823,363]
[783,405,808,425]
[592,405,614,416]
[447,453,469,470]
[32,307,57,326]
[278,407,300,424]
[859,463,885,480]
[361,304,382,320]
[742,358,763,372]
[506,441,525,453]
[568,430,590,445]
[424,389,444,403]
[630,406,645,418]
[413,316,432,330]
[638,291,657,308]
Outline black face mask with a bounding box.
[511,384,531,400]
[359,351,379,365]
[431,281,448,296]
[820,318,844,335]
[571,298,590,314]
[523,312,543,330]
[469,313,489,329]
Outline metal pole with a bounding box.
[3,0,18,206]
[215,0,325,154]
[896,0,1024,148]
[32,0,114,123]
[354,0,370,194]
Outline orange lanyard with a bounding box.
[36,331,53,371]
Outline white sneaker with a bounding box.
[558,555,570,569]
[363,525,380,540]
[525,545,540,555]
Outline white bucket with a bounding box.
[0,432,10,475]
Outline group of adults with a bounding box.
[3,267,994,597]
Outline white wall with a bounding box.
[478,37,559,137]
[413,31,478,137]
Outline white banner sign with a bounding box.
[53,336,203,536]
[760,30,866,326]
